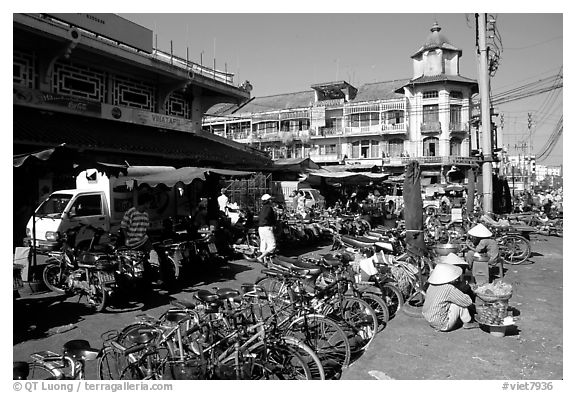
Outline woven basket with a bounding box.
[473,291,512,303]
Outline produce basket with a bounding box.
[472,281,513,302]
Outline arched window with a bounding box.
[450,138,462,156]
[388,139,404,157]
[423,137,439,156]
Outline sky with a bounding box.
[119,12,563,166]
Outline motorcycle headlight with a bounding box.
[45,231,60,242]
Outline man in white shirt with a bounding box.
[217,188,231,216]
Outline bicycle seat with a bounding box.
[13,361,29,380]
[260,268,285,277]
[164,309,191,323]
[216,288,241,300]
[125,328,159,345]
[195,289,219,303]
[62,340,100,361]
[170,299,196,310]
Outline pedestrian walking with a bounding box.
[257,194,276,263]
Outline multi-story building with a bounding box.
[13,13,269,244]
[203,22,480,183]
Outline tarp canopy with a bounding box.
[13,143,128,177]
[304,170,388,186]
[126,166,255,189]
[271,158,320,172]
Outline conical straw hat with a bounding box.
[467,223,493,238]
[428,263,462,285]
[443,252,468,266]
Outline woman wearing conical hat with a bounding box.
[422,262,478,331]
[464,223,500,268]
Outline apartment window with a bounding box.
[423,105,439,123]
[282,118,310,132]
[450,105,462,124]
[386,110,404,124]
[253,121,278,133]
[450,138,462,156]
[388,139,404,157]
[423,91,438,99]
[423,137,439,156]
[450,91,463,99]
[349,112,379,127]
[352,140,378,158]
[323,144,337,154]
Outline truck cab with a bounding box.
[26,189,111,251]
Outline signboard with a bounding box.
[101,104,195,133]
[311,106,326,128]
[45,13,153,54]
[14,85,101,116]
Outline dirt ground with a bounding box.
[12,234,563,381]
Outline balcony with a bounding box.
[382,122,408,134]
[449,122,469,134]
[311,127,345,138]
[344,124,382,136]
[400,155,481,166]
[308,152,342,163]
[229,132,252,143]
[420,122,442,134]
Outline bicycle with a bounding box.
[20,340,99,379]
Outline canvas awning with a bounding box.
[126,166,255,189]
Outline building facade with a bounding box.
[203,22,481,183]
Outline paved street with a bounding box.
[13,234,563,380]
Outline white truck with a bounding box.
[25,166,179,252]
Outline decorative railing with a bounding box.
[420,122,442,133]
[449,122,469,132]
[382,123,408,132]
[344,124,382,135]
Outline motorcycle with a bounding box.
[42,224,117,312]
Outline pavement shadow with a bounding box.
[279,240,333,258]
[13,294,94,344]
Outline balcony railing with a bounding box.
[308,153,342,163]
[382,122,408,133]
[399,156,480,165]
[449,122,469,132]
[420,122,442,133]
[312,127,345,137]
[344,124,382,135]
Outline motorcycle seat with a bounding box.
[272,257,322,275]
[125,328,158,345]
[341,235,376,249]
[79,252,109,265]
[62,340,100,362]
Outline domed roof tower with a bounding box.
[411,22,463,78]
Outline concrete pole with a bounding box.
[477,13,493,212]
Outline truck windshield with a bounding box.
[36,194,72,216]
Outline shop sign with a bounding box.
[133,110,194,132]
[14,86,101,116]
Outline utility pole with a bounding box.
[527,112,533,192]
[477,13,493,212]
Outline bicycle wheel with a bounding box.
[501,235,531,265]
[254,276,293,318]
[282,335,325,380]
[254,341,313,380]
[361,292,389,332]
[90,272,108,313]
[378,283,404,318]
[28,363,59,379]
[98,346,143,380]
[285,314,351,379]
[334,296,378,351]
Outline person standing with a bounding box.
[120,193,153,250]
[257,194,277,263]
[217,187,232,216]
